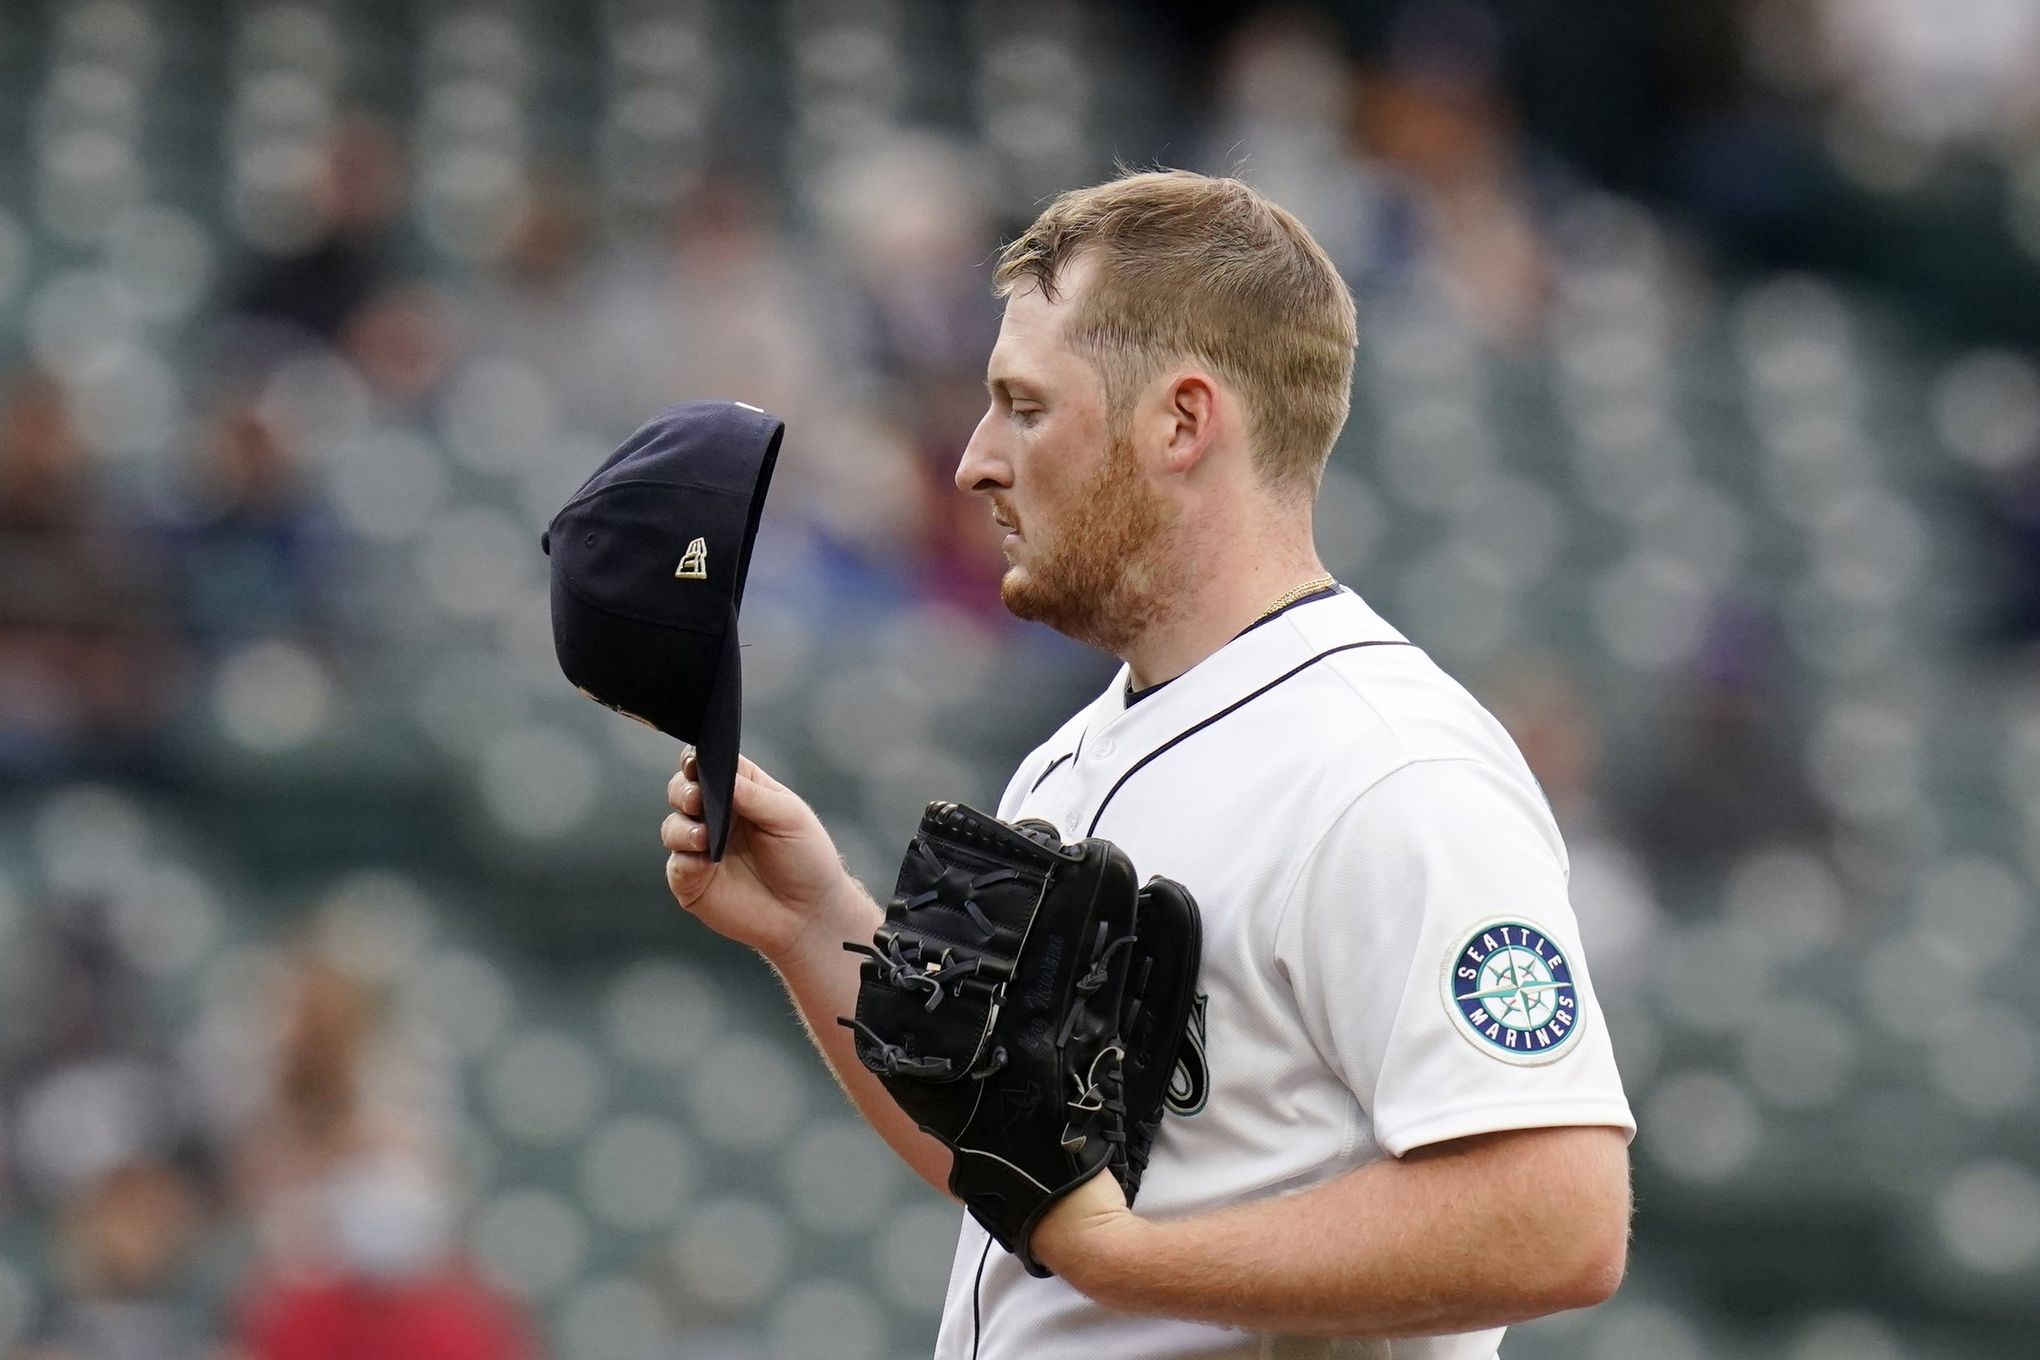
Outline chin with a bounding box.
[999,569,1051,624]
[997,568,1029,612]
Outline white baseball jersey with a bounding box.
[933,588,1635,1360]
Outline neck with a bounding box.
[1121,537,1330,690]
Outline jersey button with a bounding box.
[1094,738,1115,758]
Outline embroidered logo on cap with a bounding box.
[1443,919,1583,1065]
[675,537,709,580]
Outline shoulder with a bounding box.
[1273,596,1533,786]
[1246,597,1563,888]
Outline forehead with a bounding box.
[986,258,1097,383]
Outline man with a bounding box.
[661,170,1634,1359]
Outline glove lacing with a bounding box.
[1056,924,1137,1048]
[839,1014,956,1078]
[841,850,1022,1080]
[900,842,1020,938]
[1060,1043,1128,1158]
[845,936,986,1012]
[1074,932,1136,995]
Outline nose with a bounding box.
[954,406,1009,496]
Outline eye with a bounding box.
[1011,406,1043,427]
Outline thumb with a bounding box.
[735,752,788,792]
[729,769,810,834]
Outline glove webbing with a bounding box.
[837,856,1022,1081]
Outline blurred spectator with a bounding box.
[1751,0,2040,156]
[1360,1,1551,344]
[16,1161,217,1360]
[1624,605,1828,905]
[0,373,179,774]
[337,283,461,414]
[1203,8,1426,297]
[3,894,203,1209]
[218,953,527,1357]
[584,175,828,431]
[160,401,341,649]
[1485,657,1659,984]
[230,957,451,1276]
[226,117,409,348]
[577,173,928,624]
[1205,3,1551,344]
[816,133,1001,395]
[457,182,617,432]
[232,1158,531,1360]
[814,133,1009,618]
[1976,463,2040,644]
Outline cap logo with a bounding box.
[675,537,709,581]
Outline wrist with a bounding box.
[1033,1179,1157,1306]
[766,872,879,974]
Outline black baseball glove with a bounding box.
[839,801,1202,1276]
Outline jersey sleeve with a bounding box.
[1271,756,1636,1157]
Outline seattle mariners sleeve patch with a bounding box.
[1442,919,1584,1065]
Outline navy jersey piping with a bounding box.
[1084,640,1413,837]
[1027,750,1076,793]
[1120,584,1346,709]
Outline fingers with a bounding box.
[677,745,785,794]
[665,849,714,907]
[661,810,709,854]
[670,760,803,833]
[666,770,704,816]
[662,784,715,908]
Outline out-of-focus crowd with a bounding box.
[5,2,2037,1358]
[0,107,1014,781]
[0,1,1599,778]
[4,901,532,1360]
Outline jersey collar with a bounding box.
[1086,589,1406,750]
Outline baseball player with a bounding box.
[661,170,1634,1359]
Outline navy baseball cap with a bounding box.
[543,400,783,861]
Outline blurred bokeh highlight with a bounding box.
[1,1,2037,1358]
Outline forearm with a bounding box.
[769,875,956,1198]
[1066,1127,1629,1337]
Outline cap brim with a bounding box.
[695,603,743,862]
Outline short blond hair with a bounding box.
[994,169,1358,494]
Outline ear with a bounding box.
[1157,371,1219,476]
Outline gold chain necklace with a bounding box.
[1254,574,1338,623]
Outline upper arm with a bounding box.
[1273,758,1637,1157]
[1405,1124,1633,1295]
[1404,1124,1632,1203]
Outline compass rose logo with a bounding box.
[1444,920,1583,1065]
